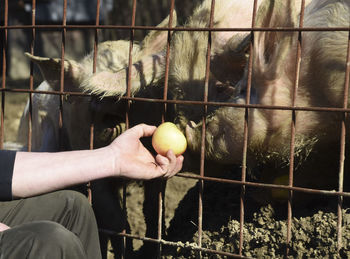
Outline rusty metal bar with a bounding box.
[337,26,350,251]
[197,1,215,257]
[155,1,176,257]
[175,173,350,198]
[0,0,8,149]
[1,24,349,32]
[58,0,67,152]
[3,87,350,114]
[239,0,258,255]
[286,0,306,256]
[4,1,349,258]
[122,1,137,257]
[90,0,101,151]
[27,0,36,152]
[99,228,253,259]
[161,0,175,121]
[86,0,101,206]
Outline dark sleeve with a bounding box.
[0,150,17,201]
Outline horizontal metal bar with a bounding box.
[122,96,350,113]
[176,173,350,198]
[4,88,350,113]
[98,228,252,259]
[0,25,349,32]
[1,88,90,96]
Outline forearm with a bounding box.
[12,146,115,198]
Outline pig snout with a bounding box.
[185,121,200,153]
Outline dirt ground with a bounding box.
[3,82,350,258]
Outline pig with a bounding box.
[18,12,177,259]
[81,0,349,198]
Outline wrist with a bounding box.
[105,144,121,178]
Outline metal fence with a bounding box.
[1,0,350,258]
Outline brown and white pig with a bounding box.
[81,0,349,198]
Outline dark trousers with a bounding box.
[0,190,102,259]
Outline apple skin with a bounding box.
[152,122,187,156]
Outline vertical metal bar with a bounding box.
[161,0,175,121]
[197,1,215,258]
[123,1,137,257]
[58,0,67,151]
[239,0,258,255]
[286,0,305,256]
[93,0,101,75]
[27,0,37,152]
[125,1,136,130]
[156,1,176,257]
[337,28,350,251]
[0,0,8,149]
[87,0,101,205]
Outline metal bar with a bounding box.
[27,0,36,152]
[337,26,350,252]
[86,0,101,206]
[286,0,306,256]
[239,1,258,255]
[175,173,350,198]
[98,229,253,259]
[3,88,350,114]
[4,2,349,257]
[1,24,349,32]
[197,1,215,257]
[161,0,175,121]
[156,1,176,258]
[0,0,8,149]
[58,0,67,151]
[122,1,137,257]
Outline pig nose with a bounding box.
[188,120,197,129]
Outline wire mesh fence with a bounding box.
[1,0,350,258]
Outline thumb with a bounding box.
[129,124,157,139]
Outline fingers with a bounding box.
[155,150,184,178]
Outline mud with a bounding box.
[161,179,350,258]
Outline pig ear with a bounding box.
[140,10,177,56]
[253,0,298,78]
[25,52,87,92]
[81,11,176,98]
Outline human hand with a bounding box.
[0,222,10,232]
[108,124,184,180]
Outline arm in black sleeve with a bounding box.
[0,150,17,201]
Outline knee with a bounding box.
[57,190,94,219]
[31,221,81,243]
[12,221,86,259]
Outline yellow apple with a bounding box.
[152,122,187,156]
